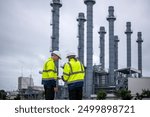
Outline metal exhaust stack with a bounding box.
[77,13,86,64]
[50,0,62,51]
[125,22,133,68]
[107,6,116,86]
[136,32,143,78]
[98,27,106,69]
[84,0,95,98]
[50,1,62,98]
[114,35,119,70]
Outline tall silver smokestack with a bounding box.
[114,35,119,69]
[98,27,106,69]
[84,0,95,98]
[136,32,143,78]
[50,0,62,51]
[125,22,133,68]
[77,13,86,64]
[50,0,62,99]
[107,6,116,86]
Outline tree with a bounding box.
[97,90,107,100]
[0,90,7,100]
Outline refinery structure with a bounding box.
[48,0,150,99]
[12,0,150,100]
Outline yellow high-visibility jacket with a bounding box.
[63,58,85,84]
[42,58,58,81]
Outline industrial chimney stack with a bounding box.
[50,0,62,51]
[98,27,106,69]
[107,6,116,86]
[114,35,119,70]
[77,13,86,64]
[84,0,95,98]
[136,32,143,77]
[125,22,133,68]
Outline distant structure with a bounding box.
[77,13,86,64]
[107,6,116,86]
[18,76,34,90]
[98,26,106,69]
[136,32,143,77]
[50,0,62,51]
[18,76,44,100]
[116,68,141,89]
[84,0,95,98]
[114,35,119,70]
[125,22,133,68]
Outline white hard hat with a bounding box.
[66,52,76,58]
[52,50,61,59]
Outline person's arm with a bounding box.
[63,63,70,82]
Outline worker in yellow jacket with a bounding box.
[42,51,61,100]
[63,52,85,100]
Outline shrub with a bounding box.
[114,89,133,100]
[141,89,150,98]
[97,90,107,100]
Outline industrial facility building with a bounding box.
[49,0,150,99]
[18,76,44,100]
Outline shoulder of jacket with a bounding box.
[46,58,54,65]
[64,62,69,66]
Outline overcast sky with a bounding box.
[0,0,150,91]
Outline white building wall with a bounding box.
[128,77,150,94]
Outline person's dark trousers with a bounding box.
[68,87,83,100]
[44,85,55,100]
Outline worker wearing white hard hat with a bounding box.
[52,50,61,59]
[62,51,85,100]
[66,52,76,58]
[41,50,61,100]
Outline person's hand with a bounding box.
[54,87,58,92]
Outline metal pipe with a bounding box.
[106,6,116,86]
[114,35,119,70]
[50,1,62,98]
[98,27,106,69]
[77,13,86,64]
[50,0,62,51]
[125,22,133,68]
[136,32,143,77]
[84,0,95,98]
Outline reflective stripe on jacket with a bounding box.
[42,58,58,81]
[63,58,85,84]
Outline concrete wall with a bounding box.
[128,77,150,94]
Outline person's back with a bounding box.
[64,58,85,85]
[63,53,85,100]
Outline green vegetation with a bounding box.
[97,90,107,100]
[14,94,21,100]
[114,89,133,100]
[0,90,7,100]
[135,89,150,100]
[141,89,150,98]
